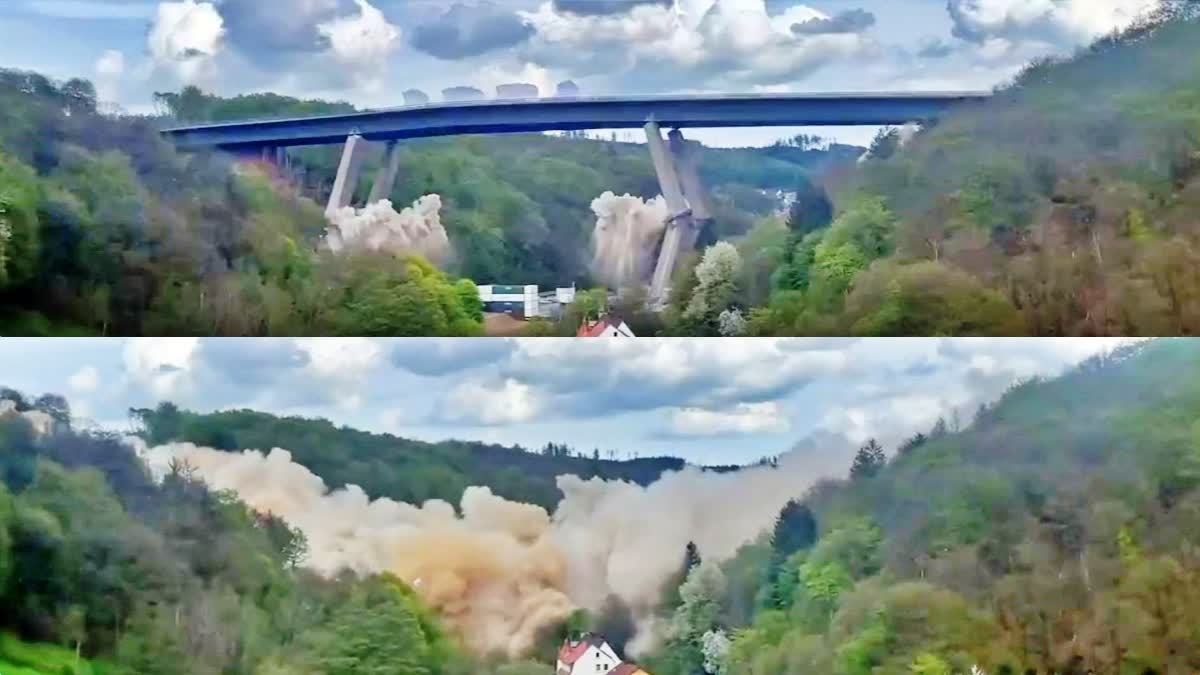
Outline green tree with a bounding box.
[305,578,435,675]
[849,439,886,480]
[786,179,833,236]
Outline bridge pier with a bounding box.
[326,134,368,217]
[645,121,696,303]
[645,122,719,303]
[368,140,402,204]
[668,129,714,253]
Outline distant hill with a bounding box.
[131,404,698,510]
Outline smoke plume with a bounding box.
[129,439,830,658]
[326,195,452,265]
[590,191,668,288]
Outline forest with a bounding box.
[4,339,1200,673]
[0,388,556,675]
[635,338,1200,674]
[0,65,843,336]
[129,404,698,511]
[507,3,1200,337]
[676,2,1200,338]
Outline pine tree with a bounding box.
[849,439,886,479]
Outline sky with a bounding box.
[0,0,1166,147]
[0,337,1132,471]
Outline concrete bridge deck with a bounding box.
[160,92,991,151]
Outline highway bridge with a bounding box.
[160,92,990,151]
[160,91,990,301]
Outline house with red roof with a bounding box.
[576,314,635,338]
[556,635,650,675]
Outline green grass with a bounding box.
[0,634,115,675]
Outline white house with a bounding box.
[556,635,649,675]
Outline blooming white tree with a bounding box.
[0,194,12,284]
[701,628,731,674]
[685,242,742,326]
[718,308,747,336]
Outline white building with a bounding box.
[479,284,577,319]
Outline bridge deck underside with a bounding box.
[162,94,989,151]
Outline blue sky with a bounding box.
[0,0,1163,146]
[0,338,1130,469]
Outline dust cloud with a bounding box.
[130,439,823,658]
[590,191,669,288]
[325,195,452,265]
[0,400,55,435]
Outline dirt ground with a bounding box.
[483,313,529,337]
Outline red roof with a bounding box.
[577,319,610,337]
[611,664,642,675]
[576,316,628,337]
[557,640,592,666]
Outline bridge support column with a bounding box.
[326,134,368,217]
[668,129,713,252]
[646,122,701,303]
[368,140,402,204]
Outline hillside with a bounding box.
[0,390,556,675]
[0,72,853,336]
[0,70,484,337]
[6,339,1200,673]
[641,338,1200,675]
[130,404,693,510]
[653,5,1200,337]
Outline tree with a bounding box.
[60,78,97,115]
[897,432,928,456]
[682,242,743,333]
[0,416,40,491]
[33,393,70,426]
[786,179,834,236]
[305,578,435,675]
[771,500,817,559]
[850,439,886,479]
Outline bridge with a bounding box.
[161,92,990,301]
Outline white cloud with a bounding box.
[122,338,200,399]
[147,0,225,83]
[519,0,877,92]
[948,0,1163,46]
[67,365,101,394]
[316,0,401,92]
[293,338,384,409]
[442,378,543,425]
[670,401,789,436]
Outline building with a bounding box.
[577,315,635,337]
[478,284,540,318]
[556,635,650,675]
[479,284,577,319]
